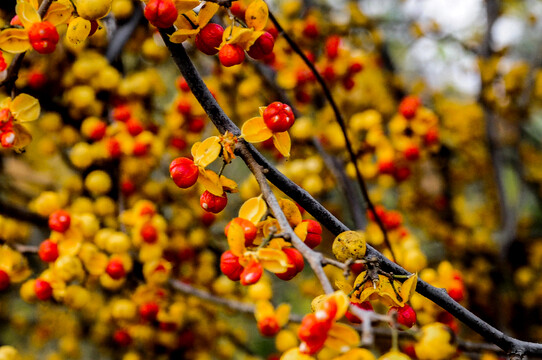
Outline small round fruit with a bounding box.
[169,157,199,189]
[28,22,59,54]
[200,191,228,213]
[240,260,263,286]
[275,247,304,281]
[388,304,416,329]
[302,219,322,248]
[49,210,71,233]
[195,23,224,55]
[139,302,160,322]
[75,0,113,20]
[0,270,10,291]
[38,240,59,263]
[34,279,53,301]
[218,44,245,67]
[220,250,244,281]
[398,96,421,120]
[263,102,295,133]
[106,259,126,280]
[247,32,275,60]
[258,317,280,337]
[140,222,158,244]
[332,230,367,262]
[144,0,178,28]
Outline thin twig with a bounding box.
[267,10,396,263]
[0,201,48,228]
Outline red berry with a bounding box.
[0,270,10,291]
[144,0,178,28]
[195,23,224,56]
[383,211,402,230]
[218,44,245,67]
[275,247,304,281]
[302,219,322,249]
[126,118,144,136]
[302,21,319,39]
[425,127,439,145]
[240,260,263,286]
[388,304,417,329]
[121,179,136,196]
[107,138,122,158]
[258,317,280,337]
[378,160,395,175]
[345,301,374,324]
[169,157,199,188]
[113,329,132,347]
[106,259,126,280]
[324,35,341,59]
[177,77,191,92]
[38,240,59,263]
[112,105,131,122]
[89,20,100,36]
[200,191,228,213]
[404,145,420,161]
[298,313,331,354]
[201,212,216,226]
[229,2,245,19]
[48,210,71,233]
[140,222,158,244]
[0,53,6,72]
[132,142,149,156]
[398,96,421,119]
[247,32,275,60]
[394,166,411,182]
[34,279,53,301]
[448,282,465,302]
[220,250,244,281]
[225,218,258,247]
[27,70,47,89]
[28,22,59,54]
[348,62,364,74]
[262,102,295,133]
[188,117,205,133]
[322,65,336,83]
[342,76,355,90]
[139,302,160,322]
[176,99,191,115]
[170,136,187,151]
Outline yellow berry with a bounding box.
[332,230,367,262]
[34,191,62,216]
[85,170,112,196]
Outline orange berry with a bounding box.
[263,102,295,133]
[195,23,224,56]
[247,32,275,60]
[275,247,304,281]
[240,260,263,286]
[225,218,258,246]
[218,44,245,67]
[0,270,10,291]
[220,250,244,281]
[38,239,59,263]
[139,302,160,322]
[258,317,280,337]
[398,96,421,119]
[106,259,126,280]
[49,210,71,233]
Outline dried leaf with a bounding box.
[239,196,267,224]
[241,116,273,143]
[245,0,268,31]
[16,1,41,29]
[273,131,291,157]
[257,248,289,273]
[0,28,31,53]
[198,2,219,28]
[11,93,40,122]
[399,273,418,303]
[223,25,254,47]
[278,198,302,227]
[173,0,200,14]
[198,169,223,196]
[325,323,361,352]
[227,222,245,257]
[43,0,73,26]
[193,136,221,168]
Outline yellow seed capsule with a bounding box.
[332,230,367,262]
[67,17,91,47]
[74,0,113,20]
[85,170,112,196]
